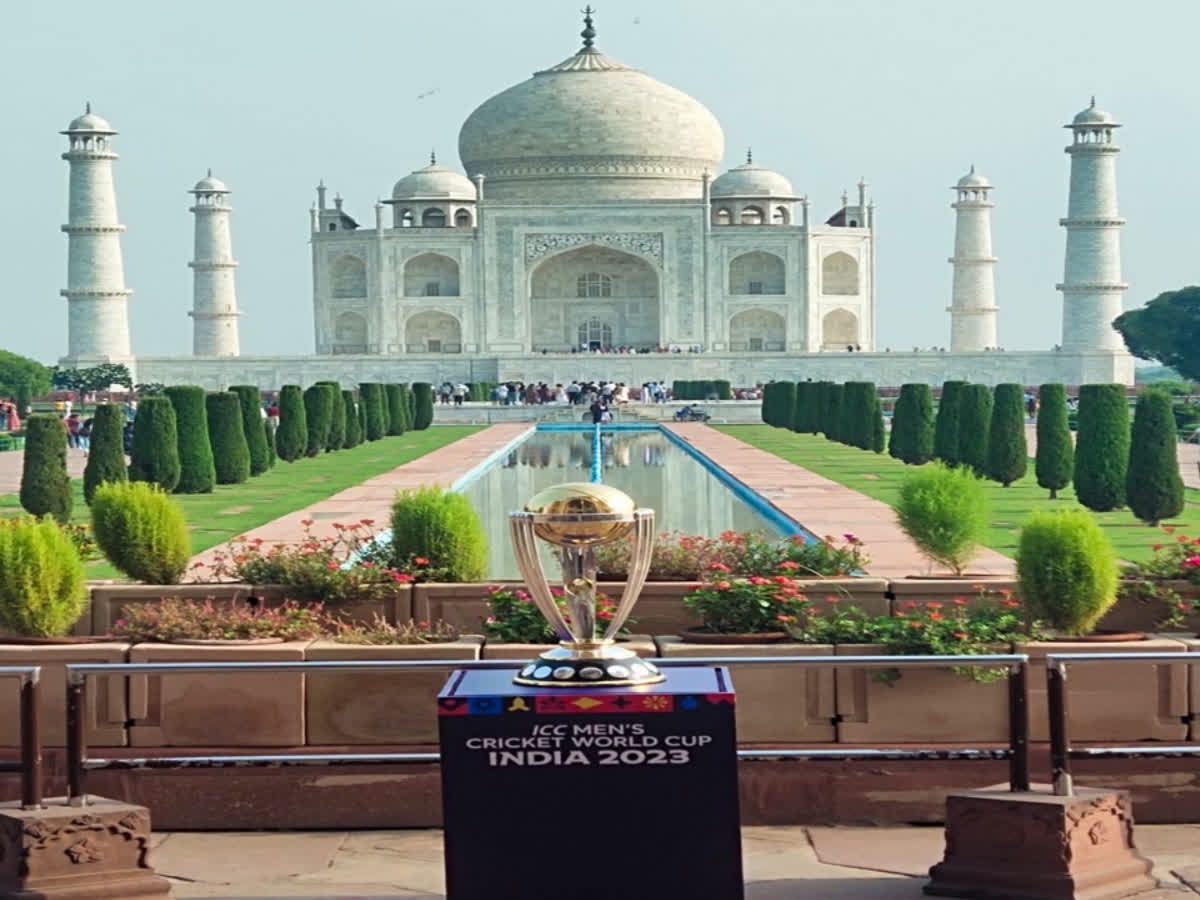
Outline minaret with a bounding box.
[947,166,998,352]
[1057,98,1126,352]
[60,105,132,360]
[188,171,241,356]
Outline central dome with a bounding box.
[458,24,724,202]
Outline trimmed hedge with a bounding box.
[386,384,407,436]
[229,386,270,475]
[762,382,795,429]
[128,396,181,492]
[19,414,72,522]
[275,385,307,462]
[839,382,877,450]
[825,384,844,442]
[933,380,967,465]
[360,383,385,441]
[264,418,276,466]
[164,386,216,494]
[342,390,362,448]
[389,486,487,581]
[83,403,128,504]
[871,395,886,453]
[397,384,414,432]
[986,383,1028,487]
[1035,384,1073,499]
[714,379,732,401]
[412,382,435,430]
[957,384,993,476]
[792,382,817,434]
[91,481,191,585]
[1126,389,1185,526]
[889,383,934,465]
[320,382,346,452]
[1073,384,1130,512]
[304,384,334,457]
[205,391,251,485]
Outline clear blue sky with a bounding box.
[6,0,1194,364]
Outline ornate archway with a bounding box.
[729,308,785,352]
[822,308,859,348]
[405,310,462,353]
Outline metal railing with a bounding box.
[1046,651,1200,797]
[0,667,42,809]
[63,654,1030,806]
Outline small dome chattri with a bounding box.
[192,171,229,193]
[64,105,115,134]
[711,156,796,199]
[956,166,990,188]
[1072,97,1117,127]
[391,159,477,202]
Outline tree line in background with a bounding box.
[17,381,436,523]
[762,376,1185,527]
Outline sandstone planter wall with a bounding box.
[0,643,130,747]
[129,641,312,747]
[1099,582,1200,634]
[595,582,704,634]
[654,637,835,743]
[306,637,483,745]
[1019,638,1189,742]
[833,643,1012,743]
[799,578,889,617]
[888,577,1017,613]
[412,583,518,635]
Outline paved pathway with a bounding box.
[186,424,531,577]
[153,824,1198,897]
[665,424,1015,578]
[0,447,88,495]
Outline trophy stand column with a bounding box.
[438,666,744,900]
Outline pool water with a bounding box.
[459,427,787,579]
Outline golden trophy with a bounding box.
[509,482,663,687]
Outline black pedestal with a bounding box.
[438,665,743,900]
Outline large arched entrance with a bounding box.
[729,309,785,352]
[405,311,462,353]
[529,245,659,351]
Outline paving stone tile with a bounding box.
[153,831,347,885]
[806,826,944,876]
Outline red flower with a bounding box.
[843,533,858,544]
[901,600,919,610]
[1183,556,1200,569]
[778,561,800,571]
[326,561,340,570]
[776,614,796,623]
[925,601,943,610]
[300,519,314,528]
[1152,544,1164,552]
[360,519,375,527]
[907,620,924,629]
[952,596,969,606]
[749,576,770,585]
[1002,599,1021,609]
[953,631,968,640]
[708,562,731,573]
[414,557,430,566]
[716,581,732,591]
[392,572,414,583]
[825,595,841,605]
[928,612,945,621]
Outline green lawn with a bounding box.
[1,427,480,576]
[716,425,1200,563]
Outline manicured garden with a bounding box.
[715,424,1199,562]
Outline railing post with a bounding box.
[66,673,87,806]
[1047,658,1072,797]
[1007,660,1029,792]
[20,670,42,810]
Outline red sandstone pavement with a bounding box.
[0,447,88,496]
[664,423,1015,578]
[186,424,531,578]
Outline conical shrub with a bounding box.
[957,384,993,476]
[871,396,886,453]
[342,390,362,448]
[1035,384,1073,499]
[304,384,334,457]
[83,403,128,504]
[889,383,934,465]
[128,396,180,491]
[1074,384,1130,512]
[386,384,407,436]
[229,386,270,475]
[320,382,345,451]
[1126,389,1184,526]
[91,481,191,584]
[389,486,486,581]
[412,383,435,430]
[360,383,385,441]
[986,383,1028,487]
[275,385,307,462]
[264,418,277,466]
[826,384,844,442]
[19,414,72,523]
[933,381,967,465]
[206,391,251,485]
[164,385,216,494]
[396,384,413,433]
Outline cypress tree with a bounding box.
[275,385,307,462]
[957,384,993,476]
[406,382,416,424]
[791,382,808,433]
[229,386,270,476]
[19,414,72,522]
[379,383,392,436]
[320,382,346,451]
[1036,384,1073,499]
[205,391,251,485]
[164,385,215,494]
[359,383,385,441]
[342,390,362,448]
[761,383,776,426]
[303,384,334,457]
[871,396,886,453]
[986,383,1029,487]
[889,383,935,465]
[386,384,407,435]
[264,418,277,466]
[412,382,435,430]
[128,396,180,492]
[933,381,968,465]
[1126,389,1185,526]
[398,384,415,432]
[83,403,128,504]
[1074,384,1131,512]
[840,382,876,449]
[358,391,367,437]
[769,382,796,430]
[812,381,831,435]
[826,384,844,442]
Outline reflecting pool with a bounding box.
[459,427,790,579]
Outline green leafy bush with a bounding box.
[0,517,87,636]
[986,383,1028,486]
[205,391,250,485]
[303,383,334,457]
[164,386,215,494]
[1035,384,1073,498]
[957,384,993,475]
[933,380,967,465]
[91,481,191,584]
[83,403,128,504]
[1073,384,1130,511]
[229,386,270,475]
[275,385,307,462]
[128,396,180,491]
[889,383,934,465]
[20,414,72,522]
[1017,509,1118,635]
[320,382,345,452]
[388,486,486,581]
[386,384,407,436]
[1126,390,1185,526]
[412,382,435,430]
[360,383,385,441]
[333,615,458,645]
[895,463,989,575]
[111,598,327,643]
[684,575,813,635]
[342,390,362,448]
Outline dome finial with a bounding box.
[1090,95,1096,108]
[207,167,213,178]
[580,5,597,49]
[430,149,437,165]
[85,101,91,114]
[970,163,975,174]
[746,147,752,165]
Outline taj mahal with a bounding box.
[58,10,1134,388]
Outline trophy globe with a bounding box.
[509,482,662,687]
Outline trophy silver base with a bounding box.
[513,643,666,688]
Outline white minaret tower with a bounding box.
[1058,98,1126,351]
[188,171,241,356]
[60,105,132,360]
[947,166,998,352]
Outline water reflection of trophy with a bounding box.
[509,483,663,687]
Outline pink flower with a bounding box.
[749,576,770,585]
[778,561,800,571]
[414,557,430,566]
[843,533,858,544]
[707,562,731,573]
[326,561,339,570]
[392,572,414,583]
[716,581,732,591]
[1183,556,1200,569]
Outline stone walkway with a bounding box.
[153,824,1199,898]
[0,447,88,495]
[186,424,531,576]
[664,424,1015,578]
